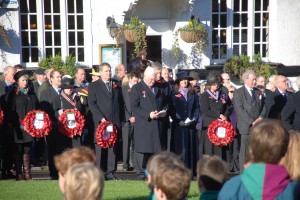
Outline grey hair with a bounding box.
[3,66,14,75]
[295,76,300,89]
[242,70,256,82]
[19,74,29,80]
[151,62,162,71]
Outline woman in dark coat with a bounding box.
[5,71,39,181]
[170,71,200,174]
[199,73,229,161]
[53,77,82,153]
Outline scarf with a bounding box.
[179,87,189,101]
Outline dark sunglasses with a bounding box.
[229,91,234,93]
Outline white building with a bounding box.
[0,0,300,72]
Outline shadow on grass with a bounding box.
[106,196,148,200]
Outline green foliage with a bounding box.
[123,16,147,58]
[172,16,208,60]
[38,54,77,77]
[224,54,277,81]
[0,25,11,47]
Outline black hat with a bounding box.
[206,74,220,85]
[175,71,193,84]
[14,70,29,81]
[35,68,45,75]
[189,71,200,81]
[61,78,75,89]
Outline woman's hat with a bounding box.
[206,73,220,85]
[175,71,193,84]
[14,70,28,81]
[89,68,101,76]
[61,78,75,89]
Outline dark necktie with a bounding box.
[150,87,155,94]
[105,82,111,93]
[57,88,61,95]
[250,89,255,100]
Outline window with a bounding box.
[211,0,269,63]
[20,0,85,65]
[20,0,39,63]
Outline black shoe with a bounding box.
[106,173,123,181]
[123,165,134,171]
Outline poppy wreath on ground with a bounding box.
[95,121,118,148]
[58,109,85,138]
[0,107,3,125]
[21,110,52,138]
[207,119,236,147]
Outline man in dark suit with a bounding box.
[88,63,124,180]
[266,75,292,119]
[233,70,266,171]
[32,68,46,95]
[37,69,53,101]
[130,67,168,179]
[0,66,15,179]
[39,69,62,179]
[122,71,139,171]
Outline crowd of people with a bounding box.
[1,60,300,199]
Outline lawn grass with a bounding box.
[0,180,200,200]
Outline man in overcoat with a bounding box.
[130,67,168,179]
[88,63,124,180]
[233,70,266,171]
[39,69,62,179]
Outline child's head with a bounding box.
[54,147,96,193]
[280,131,300,181]
[196,155,227,192]
[64,162,104,200]
[146,152,192,200]
[249,119,289,164]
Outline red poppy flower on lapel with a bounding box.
[142,91,146,98]
[256,93,260,97]
[209,96,214,99]
[175,94,182,98]
[112,83,118,89]
[156,79,162,83]
[127,88,131,93]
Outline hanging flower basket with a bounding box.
[124,29,137,43]
[179,31,199,43]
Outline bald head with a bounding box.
[144,67,156,87]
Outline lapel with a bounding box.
[99,79,111,96]
[188,91,194,102]
[242,86,253,102]
[141,81,157,111]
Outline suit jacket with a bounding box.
[130,80,168,153]
[281,91,300,131]
[266,89,292,119]
[122,84,133,123]
[39,86,60,122]
[87,79,124,130]
[233,86,266,135]
[38,80,51,101]
[32,81,40,95]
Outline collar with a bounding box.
[4,80,13,86]
[244,84,253,91]
[52,86,61,93]
[38,80,43,85]
[129,83,132,88]
[278,89,286,95]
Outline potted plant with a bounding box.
[172,16,208,60]
[224,54,277,81]
[123,16,147,57]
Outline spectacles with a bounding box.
[223,79,230,81]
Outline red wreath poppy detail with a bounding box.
[207,119,236,147]
[0,107,4,125]
[95,121,118,148]
[58,109,85,138]
[21,110,52,138]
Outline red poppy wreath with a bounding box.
[21,110,52,138]
[207,119,236,147]
[0,107,4,125]
[95,121,118,148]
[58,109,85,138]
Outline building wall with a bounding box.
[269,0,300,66]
